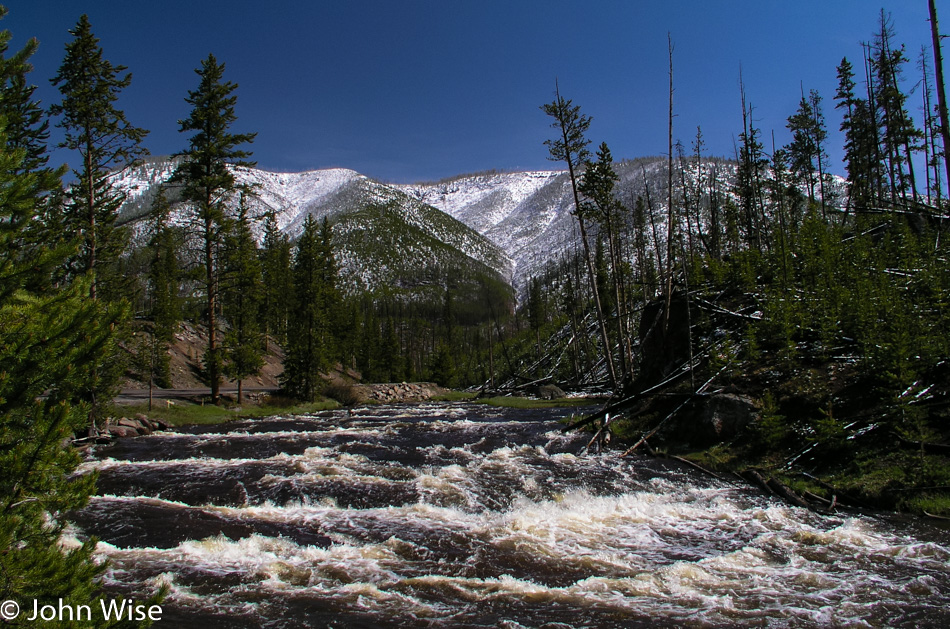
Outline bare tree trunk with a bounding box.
[204,196,220,406]
[83,144,100,434]
[488,323,495,388]
[642,174,664,290]
[930,0,950,199]
[864,43,887,205]
[664,34,676,334]
[810,92,829,218]
[605,216,631,378]
[84,145,97,301]
[921,49,935,201]
[574,214,617,387]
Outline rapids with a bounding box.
[72,402,950,628]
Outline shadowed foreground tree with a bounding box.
[49,13,147,432]
[0,10,162,622]
[49,14,148,300]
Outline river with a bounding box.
[71,402,950,628]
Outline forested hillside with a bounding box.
[511,9,950,516]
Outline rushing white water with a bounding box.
[73,403,950,628]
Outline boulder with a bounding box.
[634,292,693,389]
[108,425,140,439]
[117,416,151,435]
[697,394,758,443]
[534,384,566,400]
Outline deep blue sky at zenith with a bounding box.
[3,1,943,183]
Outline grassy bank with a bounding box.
[472,395,599,409]
[112,398,340,427]
[432,391,599,409]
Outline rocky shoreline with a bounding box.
[353,382,448,404]
[74,413,173,447]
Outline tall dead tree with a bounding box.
[930,0,950,199]
[664,34,676,333]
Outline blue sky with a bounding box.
[3,1,942,183]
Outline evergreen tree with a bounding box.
[49,14,148,301]
[317,216,342,361]
[527,276,545,364]
[260,211,292,348]
[380,316,402,382]
[428,342,456,388]
[631,195,656,298]
[3,70,50,177]
[172,53,256,405]
[0,12,162,621]
[221,198,265,403]
[146,186,181,389]
[736,83,769,250]
[48,14,146,430]
[835,57,879,210]
[929,0,950,198]
[283,214,328,400]
[919,47,943,204]
[579,142,631,377]
[357,308,381,382]
[542,86,617,389]
[786,89,829,215]
[871,11,922,205]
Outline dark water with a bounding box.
[71,402,950,628]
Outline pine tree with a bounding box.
[0,11,162,621]
[381,316,403,382]
[146,186,181,389]
[221,198,265,403]
[786,89,830,215]
[3,70,50,177]
[260,212,292,348]
[48,14,146,430]
[283,214,327,400]
[541,86,617,389]
[919,47,943,204]
[317,216,342,362]
[172,53,256,405]
[929,0,950,198]
[579,142,631,378]
[871,11,922,206]
[736,79,769,250]
[835,57,879,211]
[527,276,545,365]
[49,14,148,301]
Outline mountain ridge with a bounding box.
[114,155,746,293]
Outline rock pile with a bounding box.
[91,414,172,441]
[358,382,446,403]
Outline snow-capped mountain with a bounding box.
[114,158,512,301]
[114,155,746,296]
[397,157,745,288]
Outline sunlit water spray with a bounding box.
[72,403,950,628]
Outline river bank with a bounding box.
[598,332,950,519]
